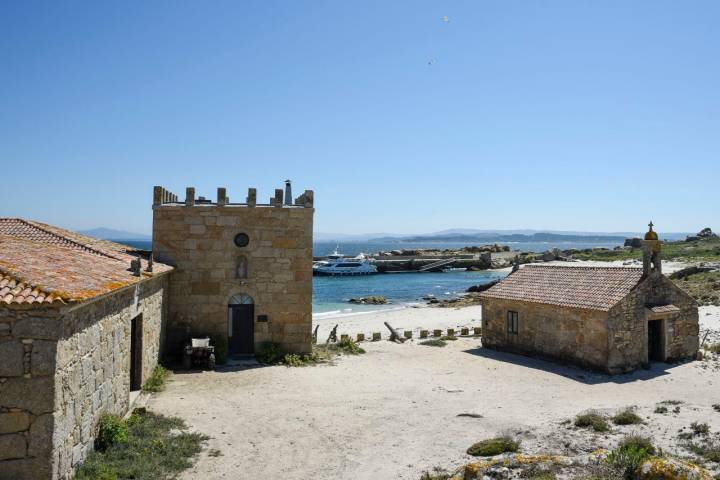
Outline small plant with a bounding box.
[690,422,710,436]
[282,352,322,367]
[618,435,656,455]
[575,412,610,432]
[333,337,365,355]
[682,435,720,463]
[466,436,520,456]
[673,406,681,414]
[713,404,720,413]
[142,365,169,393]
[659,399,683,405]
[420,467,451,480]
[96,415,128,451]
[257,342,281,364]
[654,405,668,414]
[419,339,447,347]
[607,438,654,480]
[612,408,643,426]
[440,335,458,341]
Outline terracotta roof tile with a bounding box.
[479,264,644,311]
[0,218,171,307]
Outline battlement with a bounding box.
[152,183,314,209]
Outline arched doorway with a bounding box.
[228,294,254,355]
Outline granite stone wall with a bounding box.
[152,193,314,355]
[481,299,610,371]
[0,274,168,480]
[608,272,699,373]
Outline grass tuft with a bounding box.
[142,365,169,393]
[77,409,208,480]
[575,412,610,432]
[612,408,643,426]
[466,436,520,456]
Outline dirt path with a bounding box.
[150,309,720,480]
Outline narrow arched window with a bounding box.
[236,256,248,280]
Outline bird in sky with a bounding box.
[441,15,449,22]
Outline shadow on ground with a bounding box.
[461,345,687,385]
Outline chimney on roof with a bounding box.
[641,221,662,276]
[284,180,292,206]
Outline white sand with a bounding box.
[149,304,720,480]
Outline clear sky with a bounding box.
[1,1,718,235]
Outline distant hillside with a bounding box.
[369,232,628,244]
[79,227,151,241]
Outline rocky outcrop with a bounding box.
[686,227,717,242]
[348,296,388,305]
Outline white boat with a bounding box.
[313,248,378,276]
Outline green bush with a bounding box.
[654,405,668,414]
[691,421,710,436]
[334,337,365,355]
[575,412,610,432]
[209,335,228,364]
[607,443,652,479]
[142,365,169,393]
[419,339,447,347]
[618,435,656,455]
[96,415,128,451]
[257,342,281,364]
[77,409,208,480]
[612,408,643,426]
[466,436,519,456]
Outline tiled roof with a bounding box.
[649,304,680,314]
[0,218,171,308]
[479,264,644,311]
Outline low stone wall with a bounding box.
[481,299,610,371]
[0,273,168,480]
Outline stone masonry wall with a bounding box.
[607,273,699,373]
[0,273,168,480]
[52,274,168,479]
[0,305,61,479]
[152,194,314,355]
[481,299,610,371]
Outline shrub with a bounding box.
[654,405,668,414]
[607,437,657,477]
[618,435,656,455]
[334,337,365,355]
[420,339,447,347]
[440,335,458,341]
[575,412,610,432]
[142,365,169,393]
[682,435,720,463]
[612,408,643,425]
[257,342,281,364]
[96,415,128,451]
[690,422,710,436]
[713,404,720,413]
[209,334,228,364]
[466,436,520,456]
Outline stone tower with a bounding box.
[642,221,662,276]
[151,184,314,356]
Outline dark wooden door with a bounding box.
[130,315,142,391]
[229,305,254,354]
[648,320,663,362]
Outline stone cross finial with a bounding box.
[648,221,654,231]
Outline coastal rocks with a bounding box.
[467,281,500,293]
[625,237,643,248]
[637,458,713,480]
[687,227,718,242]
[348,296,388,305]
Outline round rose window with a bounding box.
[234,233,249,247]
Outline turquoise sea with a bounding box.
[120,238,621,318]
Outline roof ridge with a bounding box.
[524,264,642,271]
[18,219,122,261]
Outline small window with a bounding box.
[234,233,249,247]
[507,311,519,335]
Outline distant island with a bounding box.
[369,232,628,244]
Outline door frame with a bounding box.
[228,294,255,355]
[647,319,665,363]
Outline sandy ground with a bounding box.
[149,306,720,480]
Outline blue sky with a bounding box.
[1,1,718,235]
